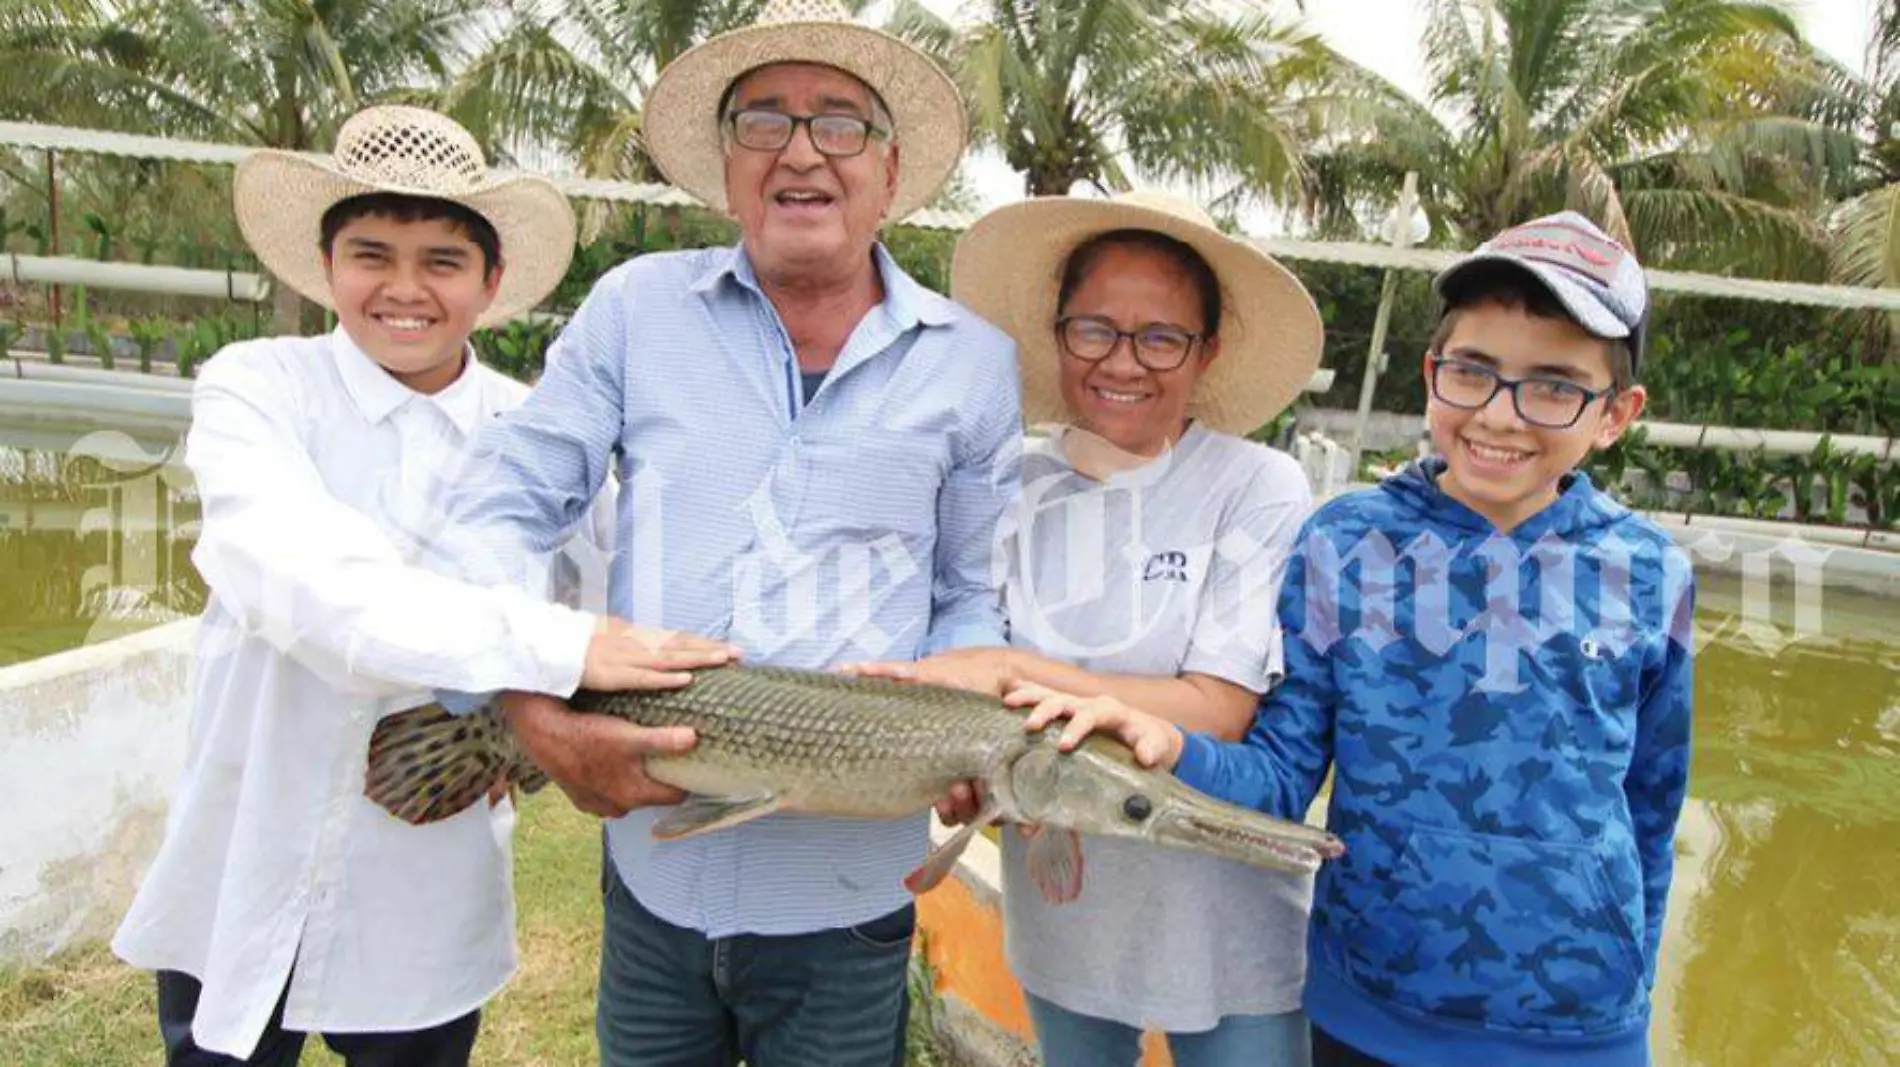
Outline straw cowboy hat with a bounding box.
[640,0,967,221]
[953,191,1324,436]
[233,106,577,327]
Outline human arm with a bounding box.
[918,349,1022,654]
[1015,520,1341,822]
[185,348,594,699]
[1626,560,1695,985]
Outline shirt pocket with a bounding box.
[794,429,946,540]
[1333,824,1648,1037]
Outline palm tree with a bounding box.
[1832,0,1900,293]
[884,0,1364,207]
[0,0,486,328]
[1304,0,1858,279]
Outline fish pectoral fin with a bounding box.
[904,800,999,895]
[1026,827,1086,905]
[650,792,783,840]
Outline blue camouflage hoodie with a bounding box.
[1176,460,1694,1067]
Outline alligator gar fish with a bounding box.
[364,664,1344,901]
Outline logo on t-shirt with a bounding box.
[1141,550,1188,583]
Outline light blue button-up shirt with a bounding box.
[443,242,1021,937]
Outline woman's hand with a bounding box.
[839,647,1018,698]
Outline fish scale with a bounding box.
[364,663,1346,897]
[570,666,1023,813]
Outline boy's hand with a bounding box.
[501,691,696,818]
[839,648,1018,698]
[581,617,739,691]
[1007,682,1186,770]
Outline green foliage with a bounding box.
[473,317,565,384]
[70,284,112,370]
[127,316,169,374]
[170,313,257,379]
[888,0,1350,199]
[1308,0,1858,278]
[1585,431,1895,532]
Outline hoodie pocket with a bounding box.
[1335,825,1647,1037]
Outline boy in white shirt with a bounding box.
[112,106,733,1066]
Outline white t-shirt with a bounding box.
[1000,422,1316,1032]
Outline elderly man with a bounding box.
[438,2,1021,1065]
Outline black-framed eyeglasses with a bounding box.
[1055,315,1203,372]
[1428,355,1616,429]
[724,108,889,158]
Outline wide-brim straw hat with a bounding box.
[234,105,576,328]
[641,0,966,222]
[952,190,1324,436]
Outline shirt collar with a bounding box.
[689,241,957,330]
[330,327,484,435]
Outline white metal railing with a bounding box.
[3,253,268,302]
[1640,421,1896,461]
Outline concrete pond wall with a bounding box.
[0,618,195,961]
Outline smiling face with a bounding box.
[1425,297,1645,531]
[1054,241,1221,458]
[322,211,501,395]
[721,63,899,289]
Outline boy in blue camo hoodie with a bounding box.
[1015,212,1695,1067]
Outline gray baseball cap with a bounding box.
[1434,211,1649,372]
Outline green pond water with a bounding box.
[1,419,1895,1063]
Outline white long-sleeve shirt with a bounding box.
[113,329,598,1057]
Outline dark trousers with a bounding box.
[597,866,915,1067]
[1311,1026,1395,1067]
[155,969,480,1067]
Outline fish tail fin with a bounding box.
[366,702,517,825]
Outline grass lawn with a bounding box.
[0,794,948,1066]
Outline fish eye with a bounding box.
[1122,794,1153,822]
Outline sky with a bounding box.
[909,0,1880,216]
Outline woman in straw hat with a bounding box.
[862,190,1324,1066]
[111,105,733,1066]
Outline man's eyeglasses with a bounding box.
[1055,315,1203,372]
[1428,355,1616,429]
[725,109,889,158]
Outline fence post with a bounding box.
[1347,171,1420,478]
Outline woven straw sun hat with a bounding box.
[233,105,577,328]
[640,0,967,222]
[952,190,1324,436]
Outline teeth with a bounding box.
[1094,388,1146,404]
[1466,440,1530,463]
[381,317,430,331]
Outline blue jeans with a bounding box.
[597,862,914,1067]
[1027,992,1312,1067]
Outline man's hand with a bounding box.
[935,780,989,827]
[581,617,738,691]
[1007,682,1186,770]
[502,691,697,818]
[841,647,1018,698]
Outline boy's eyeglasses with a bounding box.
[1428,355,1616,429]
[1055,315,1203,372]
[725,109,889,158]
